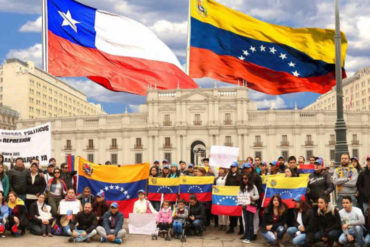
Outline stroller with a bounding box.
[152,222,172,241]
[174,220,189,242]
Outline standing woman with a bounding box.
[25,162,46,210]
[7,191,28,236]
[238,174,259,244]
[148,166,160,211]
[0,164,9,198]
[0,155,7,174]
[314,196,341,247]
[46,168,68,216]
[214,167,228,231]
[260,194,288,247]
[225,161,241,234]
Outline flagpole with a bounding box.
[42,0,48,72]
[185,0,192,75]
[334,0,348,168]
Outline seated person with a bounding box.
[7,191,28,236]
[0,191,8,237]
[58,189,82,235]
[133,189,157,214]
[338,196,365,246]
[188,194,205,236]
[69,202,98,242]
[92,191,109,226]
[77,186,95,207]
[97,202,125,244]
[172,199,188,239]
[156,200,172,231]
[39,204,53,237]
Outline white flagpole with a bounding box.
[42,0,48,72]
[185,0,192,75]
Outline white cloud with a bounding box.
[256,96,287,109]
[19,16,41,32]
[6,43,42,67]
[128,104,140,113]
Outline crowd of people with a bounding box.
[0,153,369,246]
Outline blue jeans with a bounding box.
[365,234,370,245]
[338,226,364,246]
[241,208,254,240]
[314,229,341,242]
[261,225,286,244]
[191,219,203,233]
[63,225,72,236]
[73,229,97,242]
[336,195,357,209]
[287,226,306,245]
[172,221,183,234]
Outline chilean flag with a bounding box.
[47,0,198,95]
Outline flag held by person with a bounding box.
[77,156,149,217]
[189,0,347,95]
[147,177,180,202]
[179,176,213,202]
[47,0,198,96]
[211,186,241,216]
[298,164,315,174]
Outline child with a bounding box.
[38,205,53,237]
[156,201,172,235]
[172,199,188,239]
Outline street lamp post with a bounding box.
[334,0,348,167]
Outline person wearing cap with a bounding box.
[306,157,334,208]
[92,191,109,226]
[357,155,370,225]
[161,165,170,178]
[49,158,57,167]
[286,195,315,246]
[69,202,98,242]
[351,157,363,174]
[153,160,162,175]
[8,157,28,201]
[188,194,205,236]
[333,153,359,208]
[77,186,95,207]
[269,161,279,175]
[170,163,180,178]
[25,162,46,211]
[97,202,125,244]
[225,161,241,234]
[133,189,157,214]
[162,159,169,168]
[277,156,286,173]
[179,161,187,176]
[184,164,195,176]
[43,163,54,184]
[259,162,268,176]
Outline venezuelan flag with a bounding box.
[299,164,315,174]
[262,176,308,208]
[77,156,149,217]
[179,176,213,202]
[67,154,78,172]
[190,0,347,95]
[212,186,241,216]
[148,177,180,202]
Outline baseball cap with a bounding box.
[351,157,359,161]
[261,161,267,166]
[96,191,105,197]
[278,156,284,160]
[138,189,145,194]
[367,155,370,161]
[170,163,178,167]
[188,163,194,168]
[163,165,169,169]
[110,202,118,209]
[154,160,159,164]
[269,161,278,166]
[30,162,39,168]
[230,161,239,168]
[47,163,54,167]
[314,157,323,166]
[293,195,305,202]
[242,162,253,169]
[162,159,169,163]
[189,194,197,201]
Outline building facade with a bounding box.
[304,67,370,111]
[0,58,105,119]
[16,87,370,166]
[0,104,19,130]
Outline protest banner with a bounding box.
[128,213,157,235]
[210,145,239,168]
[0,123,51,166]
[59,200,81,215]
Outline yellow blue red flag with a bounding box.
[211,186,241,216]
[77,156,149,217]
[179,176,213,202]
[190,0,347,95]
[148,177,180,202]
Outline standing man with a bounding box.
[287,156,299,177]
[357,155,370,224]
[8,157,28,201]
[269,161,279,175]
[43,163,54,184]
[254,156,262,174]
[179,161,187,175]
[333,153,359,208]
[202,158,214,176]
[60,163,76,189]
[277,156,286,173]
[153,160,161,175]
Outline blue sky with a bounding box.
[1,0,370,114]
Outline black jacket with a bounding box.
[70,211,98,233]
[26,173,46,196]
[8,166,29,195]
[292,209,316,233]
[260,205,288,233]
[77,194,95,206]
[306,170,334,202]
[60,171,76,189]
[316,206,341,237]
[357,167,370,201]
[29,201,52,225]
[225,171,241,186]
[188,201,205,221]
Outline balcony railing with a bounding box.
[224,120,232,125]
[86,145,94,150]
[254,142,263,147]
[280,141,289,147]
[193,120,202,126]
[64,145,72,150]
[163,144,172,149]
[305,140,314,146]
[163,121,172,126]
[224,142,233,147]
[352,140,359,145]
[329,140,336,145]
[134,144,143,149]
[110,145,118,150]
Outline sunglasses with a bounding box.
[243,177,248,180]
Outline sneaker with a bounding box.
[85,237,91,243]
[68,237,75,243]
[226,228,234,234]
[48,233,53,237]
[242,239,251,244]
[114,238,122,244]
[100,237,107,243]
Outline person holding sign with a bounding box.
[97,202,125,244]
[69,202,98,243]
[58,189,82,236]
[133,190,157,214]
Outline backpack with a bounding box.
[51,219,62,235]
